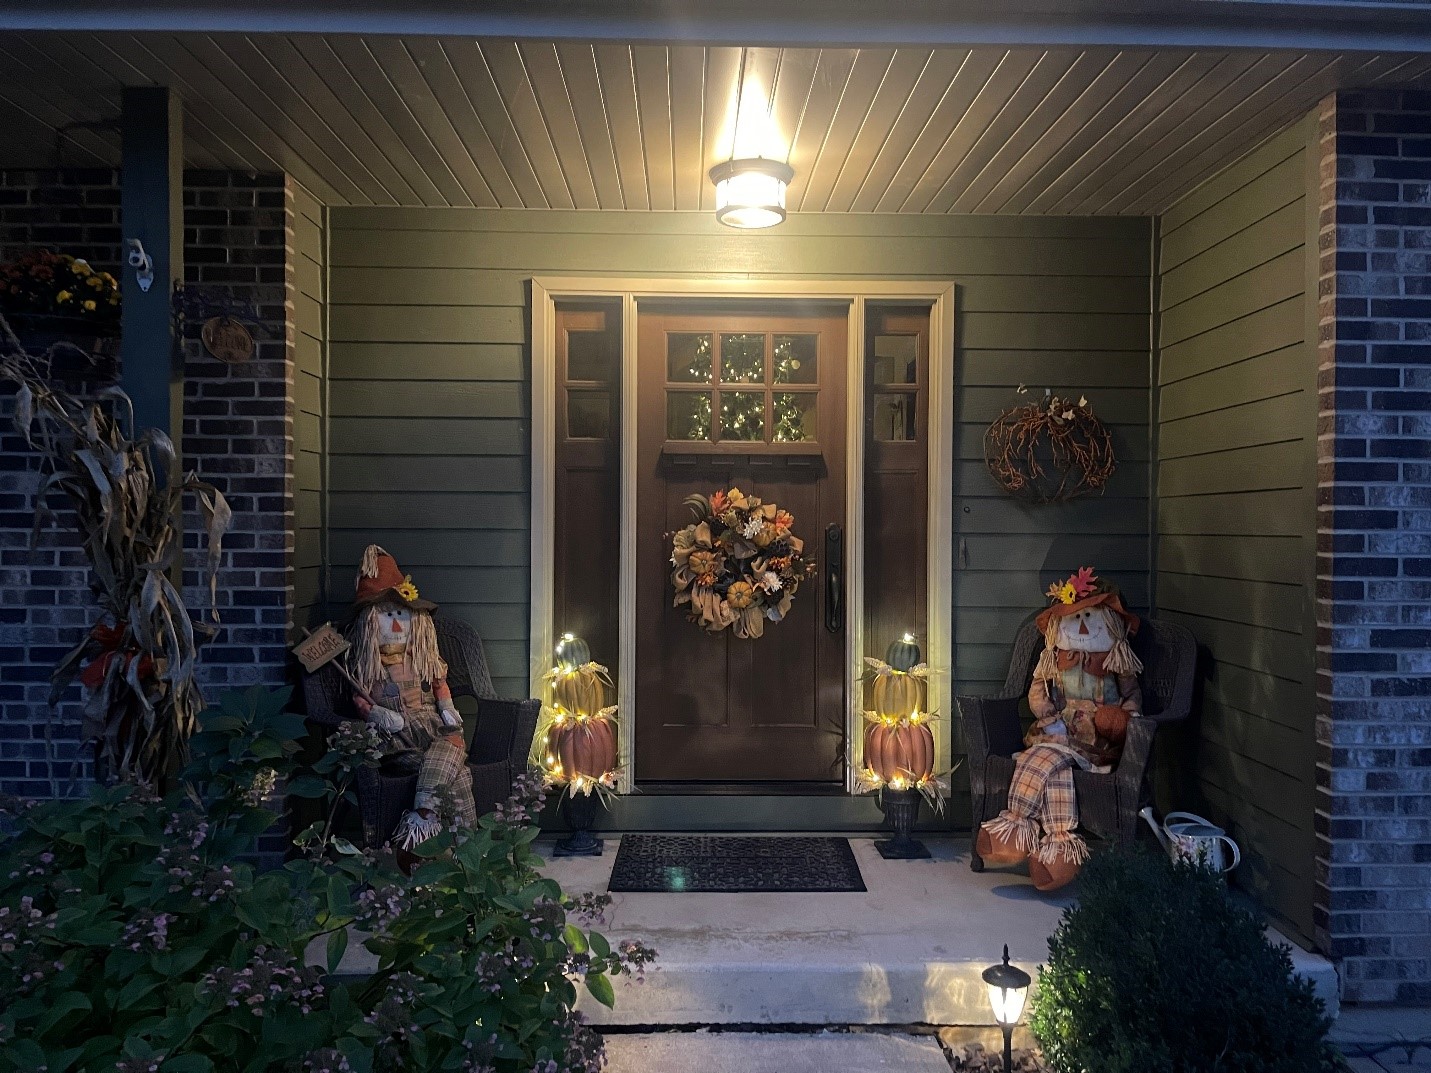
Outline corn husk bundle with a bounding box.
[2,316,230,788]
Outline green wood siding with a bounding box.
[325,209,1152,760]
[1155,116,1318,941]
[292,184,327,633]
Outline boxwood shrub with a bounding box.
[1027,847,1333,1073]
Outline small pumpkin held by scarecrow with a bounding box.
[975,567,1144,892]
[345,545,476,864]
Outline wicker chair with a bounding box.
[301,614,541,849]
[957,611,1196,872]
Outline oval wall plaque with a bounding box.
[201,316,254,364]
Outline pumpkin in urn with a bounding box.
[548,711,618,782]
[864,716,936,786]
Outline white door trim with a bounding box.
[529,277,956,794]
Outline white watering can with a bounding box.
[1139,807,1241,874]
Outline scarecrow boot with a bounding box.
[1028,768,1088,892]
[975,824,1031,867]
[1029,848,1084,892]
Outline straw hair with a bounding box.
[349,602,447,692]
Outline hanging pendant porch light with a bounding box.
[709,158,795,229]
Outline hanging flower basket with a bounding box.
[1,250,121,380]
[983,393,1116,502]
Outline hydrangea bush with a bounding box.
[0,686,653,1073]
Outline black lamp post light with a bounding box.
[983,944,1032,1073]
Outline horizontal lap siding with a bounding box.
[1155,117,1317,941]
[326,210,1153,760]
[292,185,327,635]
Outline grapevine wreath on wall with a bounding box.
[669,487,815,639]
[984,391,1117,502]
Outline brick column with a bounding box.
[1315,89,1431,1005]
[0,169,297,797]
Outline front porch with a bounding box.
[1,5,1429,1018]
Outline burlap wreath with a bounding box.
[669,487,815,639]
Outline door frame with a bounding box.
[530,277,956,795]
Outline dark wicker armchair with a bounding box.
[957,612,1196,872]
[301,614,541,849]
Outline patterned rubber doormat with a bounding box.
[607,835,867,893]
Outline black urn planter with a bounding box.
[876,786,931,860]
[553,787,605,857]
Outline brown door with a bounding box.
[634,307,847,784]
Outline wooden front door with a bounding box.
[634,307,848,784]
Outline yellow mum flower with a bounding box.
[83,300,96,311]
[56,290,72,303]
[394,575,420,602]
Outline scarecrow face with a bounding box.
[376,605,413,647]
[1056,606,1116,653]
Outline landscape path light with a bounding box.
[983,944,1032,1073]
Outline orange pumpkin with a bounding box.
[869,671,923,720]
[864,719,935,783]
[551,666,606,717]
[550,714,618,780]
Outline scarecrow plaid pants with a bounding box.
[391,708,477,830]
[981,743,1089,866]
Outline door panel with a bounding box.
[635,309,847,783]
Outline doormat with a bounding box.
[607,835,866,893]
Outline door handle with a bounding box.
[825,522,844,634]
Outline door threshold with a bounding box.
[636,781,847,797]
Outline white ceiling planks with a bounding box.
[3,32,1431,214]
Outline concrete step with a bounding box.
[602,1030,951,1073]
[542,836,1340,1026]
[548,837,1069,1026]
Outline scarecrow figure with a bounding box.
[975,568,1143,891]
[345,545,476,861]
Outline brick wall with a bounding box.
[0,168,297,800]
[1315,89,1431,1005]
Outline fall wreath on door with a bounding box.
[668,487,815,639]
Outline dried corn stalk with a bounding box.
[1,315,231,787]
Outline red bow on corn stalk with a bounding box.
[2,314,231,789]
[77,622,155,691]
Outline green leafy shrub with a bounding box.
[0,685,653,1073]
[1027,848,1331,1073]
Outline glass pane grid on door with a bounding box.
[665,330,819,446]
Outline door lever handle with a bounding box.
[824,523,844,634]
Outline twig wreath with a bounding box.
[669,487,815,639]
[984,392,1117,502]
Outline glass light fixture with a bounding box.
[709,158,795,229]
[983,945,1033,1073]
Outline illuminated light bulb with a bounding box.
[709,158,794,229]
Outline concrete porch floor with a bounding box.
[539,835,1339,1028]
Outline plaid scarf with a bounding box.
[981,743,1090,865]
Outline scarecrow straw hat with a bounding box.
[352,544,436,613]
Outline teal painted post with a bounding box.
[120,86,183,465]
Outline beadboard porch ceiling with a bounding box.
[2,33,1430,213]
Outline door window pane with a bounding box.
[773,334,817,384]
[873,393,917,441]
[668,333,713,383]
[567,391,610,439]
[773,392,817,442]
[719,391,764,440]
[720,333,765,383]
[667,392,713,440]
[872,334,918,385]
[567,331,611,382]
